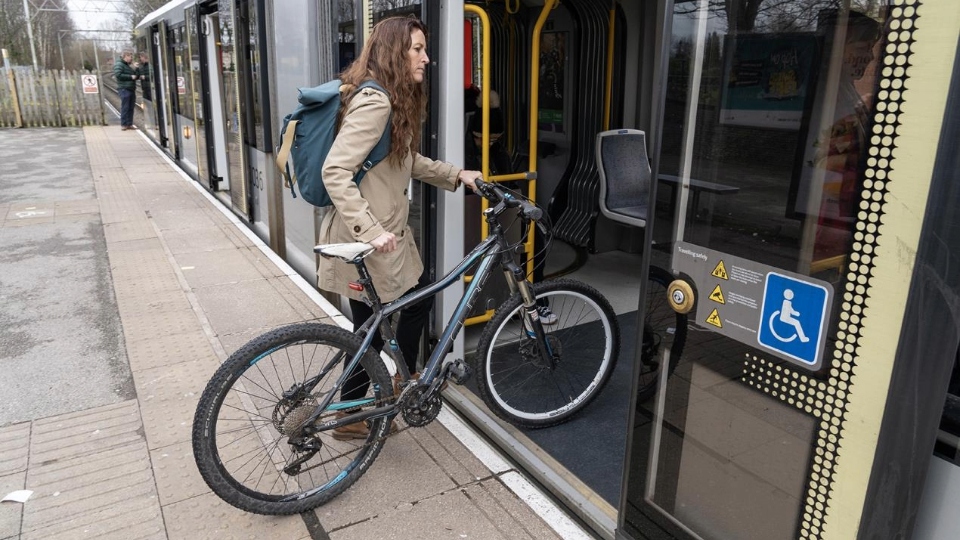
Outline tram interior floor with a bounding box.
[460,243,649,508]
[463,309,637,507]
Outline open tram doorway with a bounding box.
[446,1,671,536]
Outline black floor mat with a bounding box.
[464,310,638,507]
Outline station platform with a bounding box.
[0,126,594,540]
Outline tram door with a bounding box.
[198,10,232,194]
[620,1,960,540]
[136,31,160,145]
[151,24,170,150]
[158,22,178,157]
[216,0,248,215]
[186,5,211,190]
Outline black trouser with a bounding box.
[341,271,433,401]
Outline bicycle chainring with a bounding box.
[398,386,441,427]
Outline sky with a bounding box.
[68,2,129,35]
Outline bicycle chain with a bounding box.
[285,387,435,476]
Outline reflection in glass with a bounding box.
[624,2,893,539]
[187,9,208,183]
[217,0,247,214]
[175,25,199,173]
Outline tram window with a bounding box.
[174,26,195,121]
[337,0,357,71]
[238,0,268,151]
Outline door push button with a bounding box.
[668,279,695,314]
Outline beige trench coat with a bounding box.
[317,86,461,302]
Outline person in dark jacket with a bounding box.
[136,52,151,101]
[113,50,139,130]
[464,90,514,176]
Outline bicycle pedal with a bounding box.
[446,358,472,385]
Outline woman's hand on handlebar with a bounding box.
[369,232,398,253]
[458,169,482,192]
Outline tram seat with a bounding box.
[596,129,651,230]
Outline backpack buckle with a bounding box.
[361,160,374,171]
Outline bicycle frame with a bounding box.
[300,202,551,435]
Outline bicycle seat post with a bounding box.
[349,256,410,382]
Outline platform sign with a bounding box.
[81,75,99,94]
[757,272,830,368]
[672,242,834,370]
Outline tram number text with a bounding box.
[249,164,265,191]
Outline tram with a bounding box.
[134,1,959,539]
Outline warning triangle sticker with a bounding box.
[705,308,723,328]
[709,284,725,304]
[711,260,729,280]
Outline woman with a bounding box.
[318,16,481,440]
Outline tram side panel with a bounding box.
[270,0,331,281]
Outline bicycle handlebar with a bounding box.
[474,179,543,222]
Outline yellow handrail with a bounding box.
[463,1,556,327]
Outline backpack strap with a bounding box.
[275,119,299,189]
[354,80,392,183]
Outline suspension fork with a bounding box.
[499,235,556,366]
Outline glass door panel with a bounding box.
[625,2,894,539]
[217,0,248,215]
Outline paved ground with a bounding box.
[0,127,593,540]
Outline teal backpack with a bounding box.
[275,79,391,207]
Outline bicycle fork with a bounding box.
[502,255,558,369]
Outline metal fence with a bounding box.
[0,68,106,128]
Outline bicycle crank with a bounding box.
[398,386,442,427]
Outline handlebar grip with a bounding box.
[520,204,542,221]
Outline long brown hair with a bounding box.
[339,17,428,166]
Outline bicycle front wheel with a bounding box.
[475,279,620,428]
[192,323,393,515]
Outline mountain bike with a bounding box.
[191,179,621,514]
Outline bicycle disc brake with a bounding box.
[398,386,441,427]
[520,334,562,368]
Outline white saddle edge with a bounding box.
[315,242,375,261]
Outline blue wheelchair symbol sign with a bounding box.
[757,272,830,368]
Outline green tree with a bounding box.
[0,0,75,68]
[0,0,30,65]
[677,0,885,34]
[124,0,166,30]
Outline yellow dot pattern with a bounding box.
[742,3,919,538]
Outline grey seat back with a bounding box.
[595,129,651,228]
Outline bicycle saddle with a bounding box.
[314,242,375,261]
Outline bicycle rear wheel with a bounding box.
[475,279,620,428]
[636,266,688,405]
[192,323,393,515]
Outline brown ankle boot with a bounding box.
[331,412,369,441]
[393,372,420,396]
[332,412,399,441]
